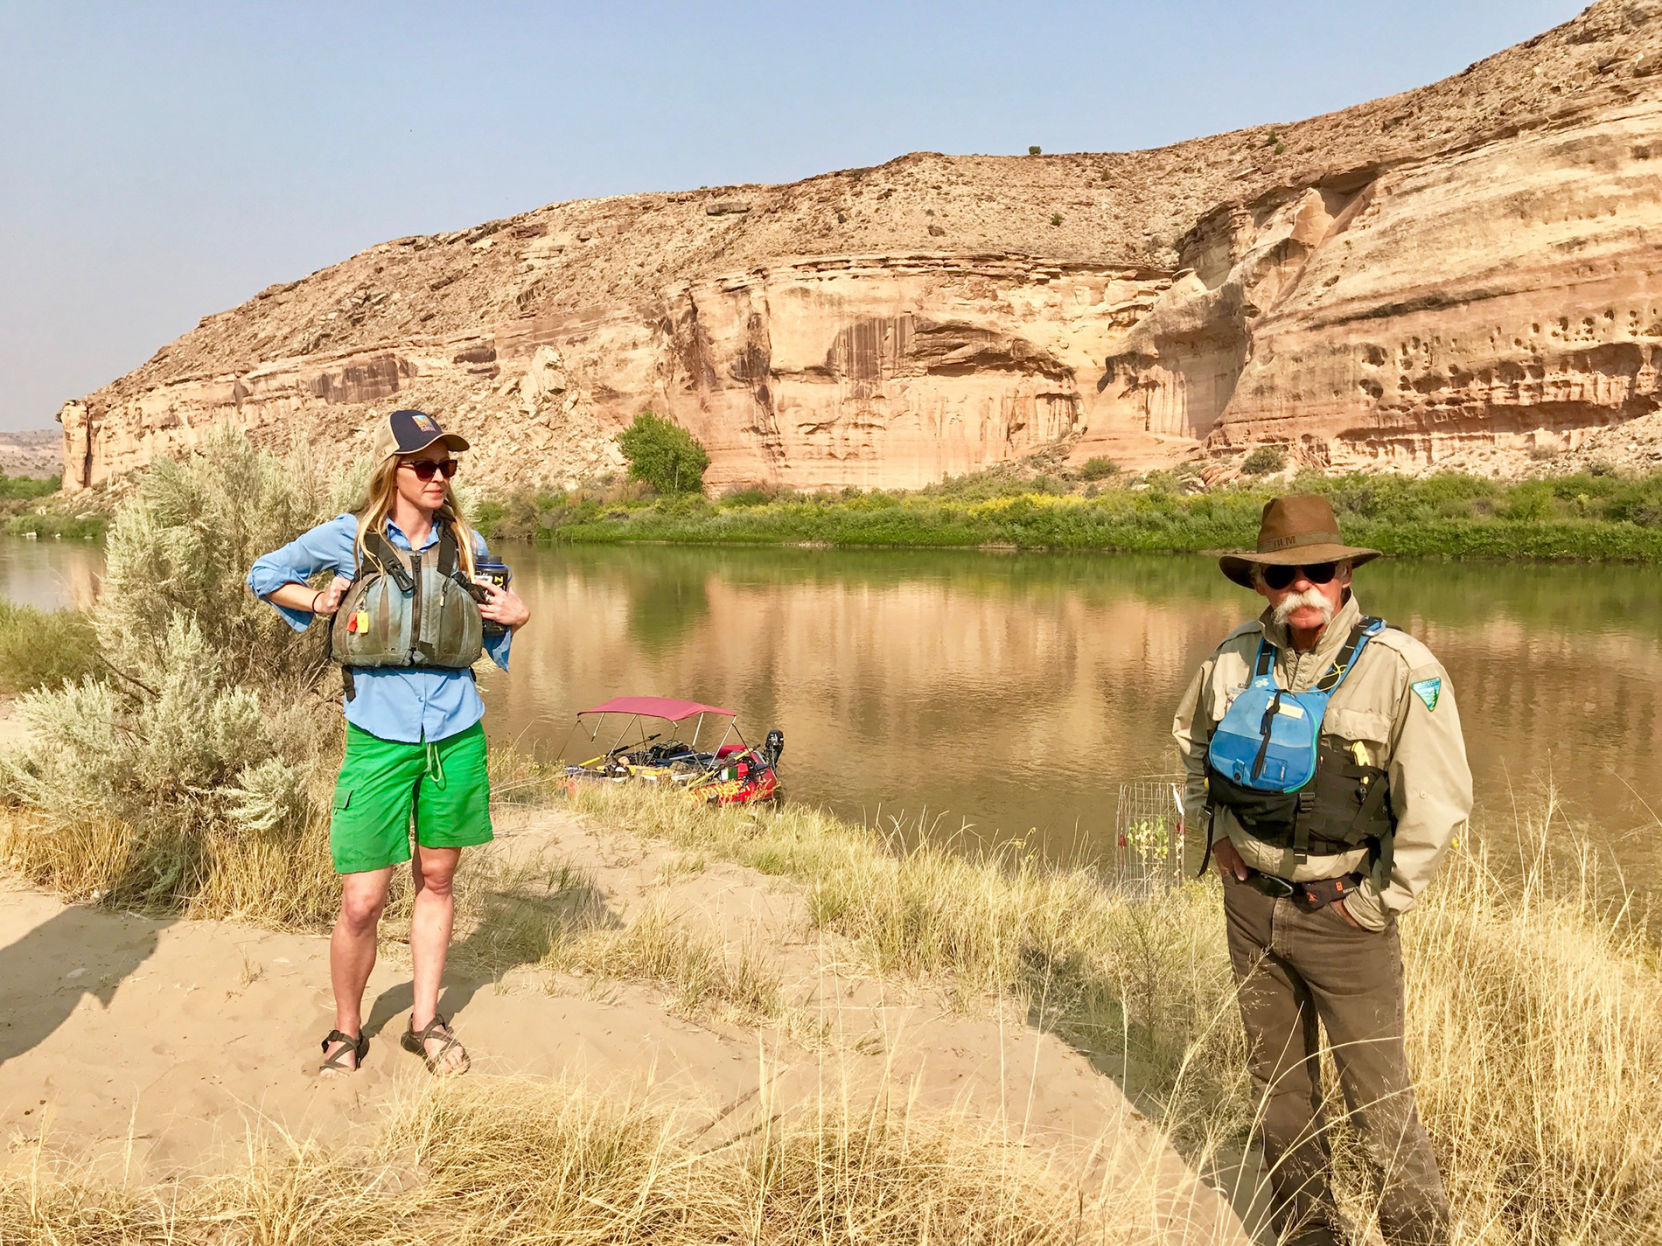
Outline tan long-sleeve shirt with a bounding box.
[1172,593,1473,931]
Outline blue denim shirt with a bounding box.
[247,513,511,744]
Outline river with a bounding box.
[3,536,1658,866]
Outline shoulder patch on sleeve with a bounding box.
[1411,677,1442,712]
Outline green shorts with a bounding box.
[329,722,493,874]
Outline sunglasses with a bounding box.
[1262,561,1339,591]
[400,459,458,481]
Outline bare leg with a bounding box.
[409,844,467,1072]
[325,866,392,1072]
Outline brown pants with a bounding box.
[1224,879,1449,1246]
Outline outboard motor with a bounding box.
[762,729,785,768]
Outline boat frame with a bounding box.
[559,696,780,805]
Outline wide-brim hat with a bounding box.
[370,408,469,461]
[1219,493,1381,587]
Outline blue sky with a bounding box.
[0,0,1584,433]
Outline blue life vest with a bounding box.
[1208,616,1383,793]
[1202,616,1391,875]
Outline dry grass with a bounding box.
[570,784,1246,1119]
[486,738,566,808]
[0,1076,1148,1245]
[0,597,101,695]
[570,783,1662,1245]
[0,805,341,926]
[1399,795,1662,1242]
[544,901,787,1026]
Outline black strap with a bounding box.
[1315,616,1382,693]
[1373,832,1395,887]
[1293,788,1316,862]
[364,528,415,593]
[436,525,460,577]
[1253,637,1274,678]
[1249,692,1282,782]
[1196,804,1217,879]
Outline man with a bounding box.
[1172,493,1471,1246]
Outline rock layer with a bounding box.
[1110,99,1662,467]
[58,1,1662,492]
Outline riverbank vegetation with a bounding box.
[473,466,1662,561]
[5,774,1658,1242]
[2,471,108,539]
[0,471,59,502]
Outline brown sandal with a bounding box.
[319,1029,368,1074]
[401,1013,470,1075]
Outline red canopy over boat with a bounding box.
[578,696,736,721]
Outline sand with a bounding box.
[0,801,1256,1244]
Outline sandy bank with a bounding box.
[0,800,1251,1244]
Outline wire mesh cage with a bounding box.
[1110,774,1188,894]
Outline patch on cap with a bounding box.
[410,412,439,433]
[1411,677,1442,712]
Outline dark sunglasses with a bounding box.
[401,459,458,481]
[1263,561,1338,591]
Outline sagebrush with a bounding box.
[1,430,351,911]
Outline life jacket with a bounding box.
[329,525,483,696]
[1202,616,1396,880]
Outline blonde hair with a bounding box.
[354,453,478,579]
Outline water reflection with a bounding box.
[475,544,1662,861]
[4,536,1657,862]
[0,537,102,610]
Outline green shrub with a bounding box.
[0,473,59,501]
[721,484,774,507]
[1079,457,1120,481]
[1049,212,1062,226]
[1241,446,1286,476]
[617,411,709,495]
[0,598,100,694]
[1027,145,1041,156]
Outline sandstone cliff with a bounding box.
[59,0,1662,493]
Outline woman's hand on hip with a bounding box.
[313,576,352,616]
[476,580,530,631]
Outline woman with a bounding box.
[248,408,529,1075]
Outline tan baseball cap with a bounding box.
[369,409,470,461]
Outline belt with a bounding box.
[1242,869,1363,911]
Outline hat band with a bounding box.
[1260,530,1343,552]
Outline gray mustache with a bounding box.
[1272,589,1334,626]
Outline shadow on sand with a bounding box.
[0,904,176,1070]
[362,866,620,1043]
